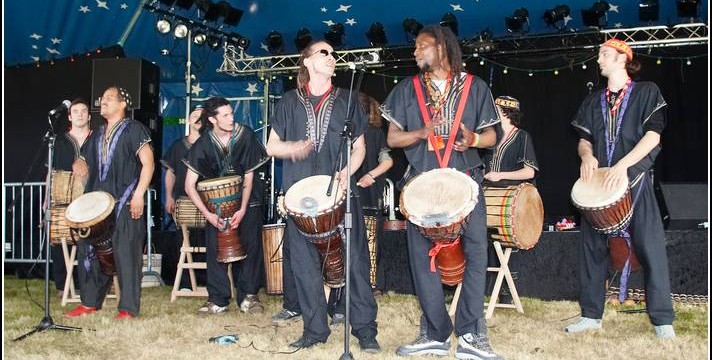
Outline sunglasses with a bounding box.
[309,49,338,58]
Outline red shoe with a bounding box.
[64,305,97,317]
[114,310,135,320]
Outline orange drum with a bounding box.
[50,170,84,206]
[174,196,206,229]
[284,175,346,288]
[400,168,479,286]
[197,175,245,263]
[65,191,117,275]
[262,223,285,295]
[483,183,544,249]
[571,167,632,235]
[49,205,72,245]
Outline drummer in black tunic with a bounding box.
[64,87,154,319]
[184,96,269,315]
[565,38,675,339]
[266,40,380,353]
[48,98,92,299]
[381,25,503,359]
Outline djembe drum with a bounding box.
[400,168,479,286]
[483,183,544,249]
[284,175,346,288]
[65,191,117,275]
[571,167,633,235]
[197,175,245,263]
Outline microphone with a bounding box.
[347,52,380,70]
[48,100,71,116]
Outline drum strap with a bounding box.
[208,193,241,218]
[413,74,473,168]
[97,119,130,182]
[427,238,461,273]
[614,175,646,302]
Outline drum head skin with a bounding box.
[196,175,242,191]
[571,167,629,208]
[401,168,479,228]
[510,184,544,249]
[284,175,345,216]
[65,191,116,227]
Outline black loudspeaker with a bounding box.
[91,58,159,113]
[660,183,708,229]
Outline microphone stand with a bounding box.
[326,61,367,360]
[14,119,82,341]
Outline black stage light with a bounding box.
[543,4,571,29]
[266,31,285,55]
[505,8,530,34]
[294,27,313,51]
[366,22,387,47]
[403,18,423,43]
[676,0,700,18]
[639,0,659,22]
[324,23,345,49]
[581,1,610,28]
[440,13,459,36]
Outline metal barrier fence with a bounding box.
[3,182,155,265]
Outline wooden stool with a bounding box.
[447,241,523,319]
[170,226,234,301]
[484,241,523,318]
[60,239,120,307]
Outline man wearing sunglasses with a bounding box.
[266,40,380,353]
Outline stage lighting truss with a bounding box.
[219,46,384,76]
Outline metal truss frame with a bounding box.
[218,24,707,76]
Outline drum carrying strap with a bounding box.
[613,175,646,302]
[414,74,473,272]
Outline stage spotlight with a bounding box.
[543,4,571,30]
[581,1,610,28]
[207,33,223,50]
[403,18,423,42]
[676,0,700,18]
[220,1,244,26]
[294,27,313,51]
[505,8,530,34]
[193,31,207,45]
[324,23,345,49]
[196,0,221,22]
[174,21,189,38]
[366,22,387,47]
[639,0,659,22]
[227,32,250,50]
[156,18,172,34]
[266,30,285,55]
[440,13,459,36]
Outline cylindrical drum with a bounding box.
[483,183,544,249]
[262,224,285,295]
[571,167,632,235]
[197,176,245,263]
[65,191,117,275]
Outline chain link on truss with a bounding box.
[218,45,383,76]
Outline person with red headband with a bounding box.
[566,39,675,339]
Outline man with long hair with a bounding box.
[381,25,504,359]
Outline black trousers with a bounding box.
[76,205,145,315]
[406,187,489,341]
[205,205,264,306]
[280,225,300,312]
[288,196,378,342]
[578,176,674,326]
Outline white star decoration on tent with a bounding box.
[614,22,623,28]
[46,48,61,55]
[191,83,204,96]
[345,18,356,26]
[31,56,40,62]
[260,42,269,51]
[246,83,258,95]
[79,5,90,13]
[450,4,464,11]
[51,38,62,45]
[336,5,351,12]
[563,14,573,25]
[96,0,109,10]
[121,3,128,9]
[609,4,619,13]
[323,20,336,26]
[30,33,42,40]
[321,7,327,12]
[32,45,38,49]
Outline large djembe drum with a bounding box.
[65,191,117,275]
[197,175,245,263]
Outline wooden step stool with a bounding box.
[60,239,120,307]
[171,226,234,302]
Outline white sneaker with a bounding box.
[396,334,450,357]
[455,333,503,360]
[564,317,602,333]
[655,325,675,339]
[196,301,228,315]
